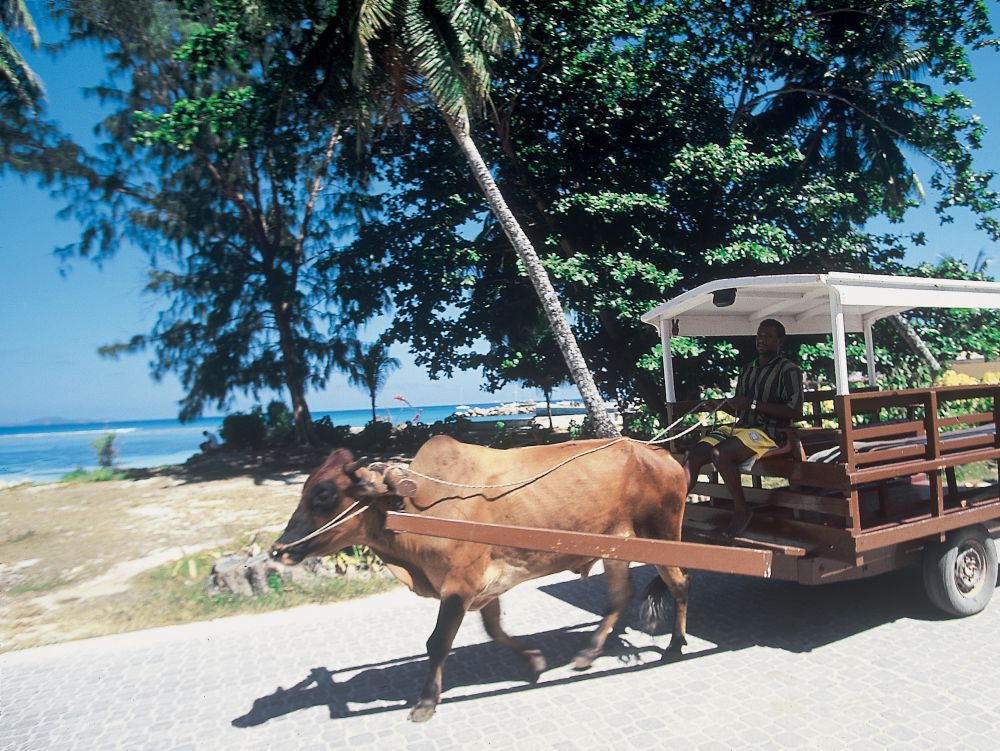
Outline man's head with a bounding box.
[756,318,785,359]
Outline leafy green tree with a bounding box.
[346,341,400,424]
[53,0,367,444]
[491,322,569,429]
[337,0,999,415]
[156,0,621,437]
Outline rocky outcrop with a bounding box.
[204,544,388,598]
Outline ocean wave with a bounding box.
[0,427,139,440]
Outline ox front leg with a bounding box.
[480,598,546,680]
[410,594,467,723]
[574,559,633,670]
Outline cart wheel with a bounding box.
[922,526,998,617]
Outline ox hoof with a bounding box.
[524,649,547,680]
[573,648,599,671]
[408,701,437,723]
[661,640,686,662]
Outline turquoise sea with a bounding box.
[0,403,488,484]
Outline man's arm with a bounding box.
[724,364,751,414]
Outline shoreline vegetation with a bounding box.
[0,414,592,652]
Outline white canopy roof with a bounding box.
[642,272,1000,398]
[641,272,1000,337]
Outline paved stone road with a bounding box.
[3,564,999,750]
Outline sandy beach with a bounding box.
[0,447,338,651]
[0,420,593,651]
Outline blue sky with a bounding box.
[2,6,999,425]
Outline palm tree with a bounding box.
[332,1,619,437]
[1,0,42,112]
[346,341,401,424]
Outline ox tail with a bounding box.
[637,576,672,635]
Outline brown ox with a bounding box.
[271,435,689,722]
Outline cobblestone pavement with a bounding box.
[3,564,999,750]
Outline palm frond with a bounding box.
[0,31,42,109]
[1,0,39,47]
[354,0,398,86]
[877,45,933,80]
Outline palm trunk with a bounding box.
[443,112,619,438]
[370,393,377,425]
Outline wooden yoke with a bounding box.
[367,462,419,497]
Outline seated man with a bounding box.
[200,430,221,453]
[682,318,803,537]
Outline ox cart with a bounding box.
[385,272,1000,617]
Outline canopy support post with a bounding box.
[863,317,877,389]
[659,320,676,404]
[830,290,850,395]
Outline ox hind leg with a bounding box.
[410,594,466,723]
[636,503,690,656]
[574,558,633,670]
[480,598,546,679]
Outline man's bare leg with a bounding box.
[710,439,756,537]
[682,442,714,495]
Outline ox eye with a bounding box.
[310,480,339,510]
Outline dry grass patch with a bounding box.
[0,451,398,651]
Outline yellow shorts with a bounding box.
[699,425,778,459]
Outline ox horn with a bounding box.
[344,457,368,474]
[367,462,418,497]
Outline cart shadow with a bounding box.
[540,564,1000,655]
[232,619,692,727]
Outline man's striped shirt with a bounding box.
[735,355,803,442]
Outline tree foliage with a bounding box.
[51,0,372,443]
[17,0,1000,429]
[333,0,1000,412]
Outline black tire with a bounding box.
[922,526,998,617]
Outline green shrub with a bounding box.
[220,409,266,449]
[349,421,393,451]
[567,417,597,441]
[92,433,118,468]
[264,400,294,443]
[313,416,354,445]
[61,467,128,483]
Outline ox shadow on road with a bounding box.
[231,619,672,726]
[232,562,978,726]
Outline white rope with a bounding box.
[270,499,371,553]
[259,398,734,558]
[385,398,731,491]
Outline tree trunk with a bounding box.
[273,305,318,445]
[370,393,377,425]
[443,112,619,438]
[889,314,941,373]
[287,378,317,445]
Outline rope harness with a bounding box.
[263,399,727,559]
[392,398,724,491]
